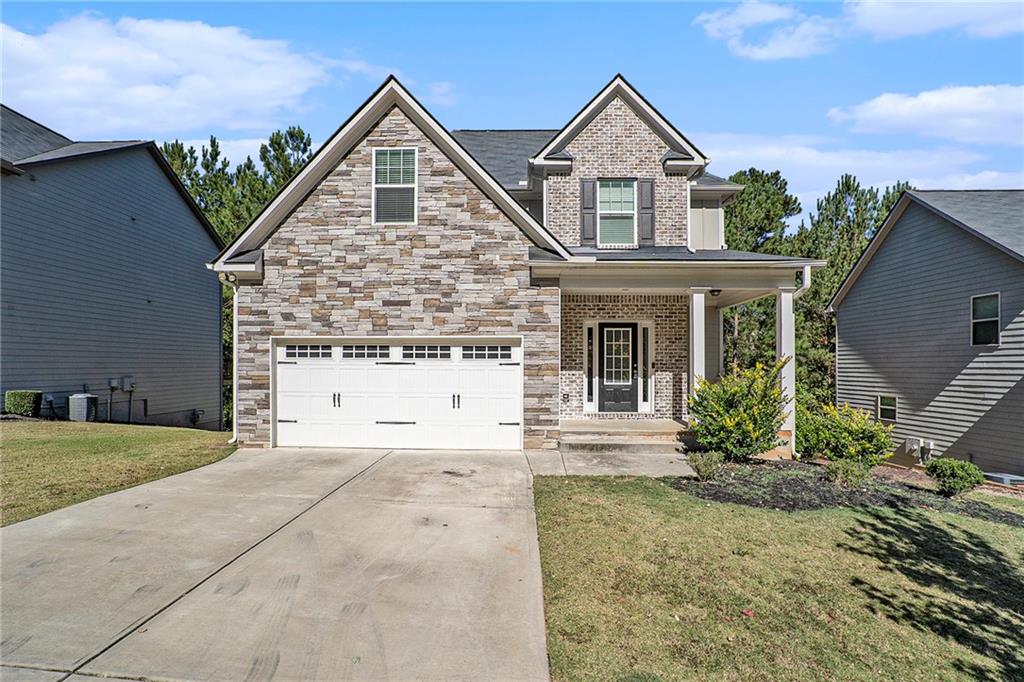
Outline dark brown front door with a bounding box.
[598,323,638,412]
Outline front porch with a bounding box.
[543,258,815,455]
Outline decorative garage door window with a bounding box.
[285,344,332,358]
[603,328,631,384]
[462,345,512,360]
[341,344,390,359]
[402,345,452,360]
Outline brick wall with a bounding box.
[235,106,561,449]
[560,293,688,421]
[546,97,688,248]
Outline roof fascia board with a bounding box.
[531,259,826,271]
[213,77,572,266]
[531,75,709,166]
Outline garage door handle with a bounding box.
[499,422,520,426]
[452,394,456,409]
[457,394,461,409]
[279,419,298,423]
[499,362,520,366]
[376,421,416,425]
[376,361,415,365]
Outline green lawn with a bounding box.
[535,470,1024,682]
[1,421,234,525]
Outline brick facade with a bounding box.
[234,106,561,449]
[560,294,688,421]
[545,97,689,248]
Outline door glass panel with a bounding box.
[586,327,594,402]
[642,327,649,402]
[604,328,632,385]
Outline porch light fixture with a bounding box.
[710,289,722,297]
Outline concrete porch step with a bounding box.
[557,433,685,455]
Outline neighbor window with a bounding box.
[373,148,416,223]
[971,293,1000,346]
[877,395,898,422]
[598,179,636,246]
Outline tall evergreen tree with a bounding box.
[722,169,802,371]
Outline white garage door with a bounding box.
[274,340,523,450]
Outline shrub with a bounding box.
[688,359,788,463]
[4,390,42,417]
[926,458,985,497]
[825,459,871,489]
[798,400,894,469]
[689,451,724,482]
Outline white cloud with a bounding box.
[695,1,835,60]
[1,14,338,137]
[695,1,1023,60]
[700,131,1020,225]
[846,0,1024,39]
[828,85,1024,146]
[425,81,459,107]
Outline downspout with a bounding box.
[794,264,812,299]
[219,273,239,444]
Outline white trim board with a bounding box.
[211,77,574,270]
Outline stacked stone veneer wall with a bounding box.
[560,293,688,421]
[235,106,561,449]
[545,96,688,248]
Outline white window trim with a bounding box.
[877,395,898,422]
[371,147,418,225]
[970,292,1001,347]
[597,179,637,248]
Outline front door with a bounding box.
[598,323,638,412]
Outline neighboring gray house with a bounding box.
[831,190,1024,475]
[1,105,224,429]
[211,75,822,452]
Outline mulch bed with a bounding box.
[671,460,1024,528]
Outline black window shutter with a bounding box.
[638,178,655,247]
[580,179,597,246]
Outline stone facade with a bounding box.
[560,294,688,421]
[235,106,561,449]
[545,97,689,248]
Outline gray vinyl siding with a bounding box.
[836,202,1024,474]
[1,148,222,429]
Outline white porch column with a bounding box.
[688,289,707,396]
[776,287,797,442]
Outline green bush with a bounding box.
[688,451,725,482]
[926,458,985,497]
[4,390,42,417]
[688,359,788,463]
[798,400,894,469]
[825,459,871,489]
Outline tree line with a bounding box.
[161,132,908,423]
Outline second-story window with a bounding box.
[598,179,636,247]
[373,148,416,224]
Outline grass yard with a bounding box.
[1,420,234,525]
[534,463,1024,682]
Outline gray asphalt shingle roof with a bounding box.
[15,140,148,165]
[451,129,557,188]
[1,105,71,162]
[910,190,1024,260]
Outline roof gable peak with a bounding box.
[531,74,708,172]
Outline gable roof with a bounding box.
[451,129,556,189]
[1,105,222,249]
[531,74,708,171]
[1,104,72,162]
[212,77,573,270]
[830,189,1024,310]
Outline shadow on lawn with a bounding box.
[844,507,1024,681]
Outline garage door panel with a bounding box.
[275,339,522,450]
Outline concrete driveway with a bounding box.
[1,448,548,681]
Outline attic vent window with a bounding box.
[373,148,416,224]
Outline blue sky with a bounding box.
[3,1,1023,223]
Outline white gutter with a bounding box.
[794,264,813,299]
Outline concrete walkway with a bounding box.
[526,449,695,477]
[1,449,548,681]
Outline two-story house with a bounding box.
[211,75,822,451]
